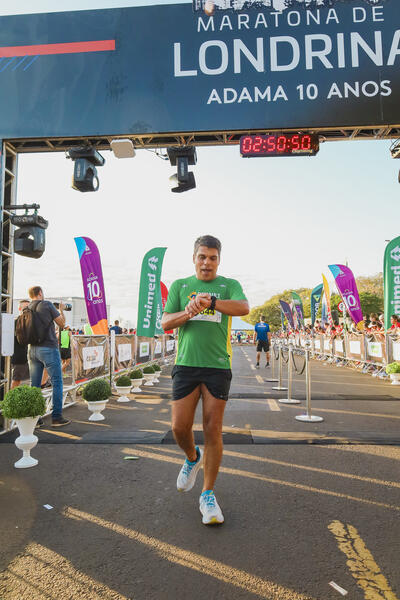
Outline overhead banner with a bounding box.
[0,1,399,138]
[74,237,108,335]
[279,300,295,330]
[322,273,333,326]
[310,284,323,327]
[137,247,167,337]
[328,264,364,329]
[291,291,304,327]
[384,236,400,330]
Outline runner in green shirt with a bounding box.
[162,235,249,525]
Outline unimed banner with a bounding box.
[137,247,167,338]
[74,237,108,335]
[0,1,399,138]
[384,236,400,330]
[291,292,304,327]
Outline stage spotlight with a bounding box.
[67,146,105,192]
[167,146,197,193]
[11,210,48,259]
[170,171,196,193]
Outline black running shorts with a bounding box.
[256,340,270,352]
[171,365,232,401]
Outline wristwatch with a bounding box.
[209,296,217,312]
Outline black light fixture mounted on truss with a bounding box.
[67,146,106,192]
[167,146,197,193]
[9,204,48,259]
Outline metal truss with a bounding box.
[6,124,400,154]
[0,143,17,426]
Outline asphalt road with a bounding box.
[1,346,400,600]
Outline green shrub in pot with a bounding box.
[153,364,161,372]
[129,369,143,379]
[115,375,132,387]
[82,378,112,402]
[143,365,155,374]
[386,362,400,374]
[1,385,45,419]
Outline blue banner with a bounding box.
[0,1,398,138]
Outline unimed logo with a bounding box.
[148,256,158,271]
[391,246,400,262]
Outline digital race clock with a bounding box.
[240,134,319,157]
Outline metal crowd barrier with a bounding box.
[275,331,400,380]
[0,333,177,436]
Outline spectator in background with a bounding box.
[59,325,72,375]
[110,320,122,335]
[27,286,70,427]
[11,299,30,389]
[388,315,400,332]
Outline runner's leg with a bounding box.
[201,383,227,492]
[171,386,201,462]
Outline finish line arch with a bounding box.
[1,0,400,398]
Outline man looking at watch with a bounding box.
[161,235,249,525]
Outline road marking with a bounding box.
[256,375,264,384]
[41,429,81,440]
[65,507,314,600]
[250,365,256,371]
[328,520,398,600]
[267,399,281,411]
[284,404,400,421]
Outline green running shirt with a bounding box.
[164,275,247,369]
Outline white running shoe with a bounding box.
[177,447,203,492]
[199,491,224,525]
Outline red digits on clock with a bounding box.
[277,136,286,152]
[301,135,311,150]
[252,136,263,152]
[267,136,276,152]
[242,137,252,153]
[291,135,300,150]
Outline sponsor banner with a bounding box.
[165,337,176,355]
[136,337,153,363]
[314,338,321,350]
[161,281,173,334]
[0,1,399,139]
[72,335,109,382]
[291,291,304,327]
[334,337,345,356]
[279,300,295,330]
[392,341,400,361]
[137,247,167,337]
[74,237,108,335]
[154,339,163,358]
[311,284,323,327]
[384,236,400,330]
[114,335,136,372]
[328,264,363,329]
[322,274,333,326]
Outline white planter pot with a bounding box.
[86,399,109,421]
[143,373,154,386]
[131,378,143,393]
[115,386,132,403]
[15,416,39,469]
[152,369,161,383]
[390,373,400,385]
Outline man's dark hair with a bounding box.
[260,315,266,321]
[28,286,42,299]
[194,235,221,256]
[114,320,119,325]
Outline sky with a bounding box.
[13,137,400,325]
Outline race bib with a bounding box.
[192,308,221,323]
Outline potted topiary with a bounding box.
[386,362,400,385]
[152,363,162,383]
[82,378,111,420]
[143,365,155,386]
[115,374,133,402]
[129,369,143,393]
[1,385,45,469]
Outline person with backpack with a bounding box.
[18,286,70,427]
[11,299,30,388]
